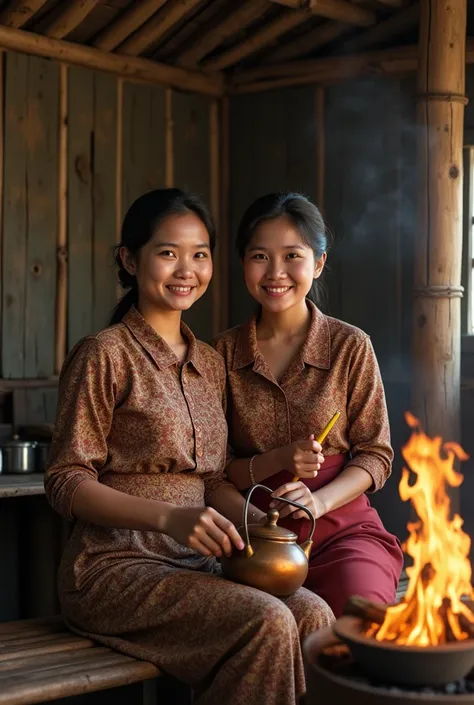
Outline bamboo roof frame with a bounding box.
[0,0,467,96]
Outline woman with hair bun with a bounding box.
[214,192,403,618]
[45,188,334,705]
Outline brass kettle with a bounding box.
[221,484,316,597]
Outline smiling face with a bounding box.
[120,212,213,313]
[243,215,326,314]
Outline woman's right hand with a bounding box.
[280,435,324,478]
[163,506,245,558]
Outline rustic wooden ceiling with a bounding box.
[0,0,421,74]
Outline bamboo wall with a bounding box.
[228,71,473,547]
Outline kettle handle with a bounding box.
[242,483,316,559]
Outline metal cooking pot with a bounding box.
[0,436,37,474]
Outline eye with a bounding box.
[158,250,176,258]
[195,252,209,259]
[286,252,301,259]
[251,253,267,260]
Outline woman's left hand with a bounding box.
[269,481,325,520]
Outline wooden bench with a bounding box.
[0,615,189,705]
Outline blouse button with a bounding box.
[197,448,203,458]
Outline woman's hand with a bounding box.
[269,481,326,520]
[163,506,245,558]
[280,434,324,478]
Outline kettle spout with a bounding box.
[300,539,313,561]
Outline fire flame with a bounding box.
[367,412,474,646]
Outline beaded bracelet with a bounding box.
[248,455,257,486]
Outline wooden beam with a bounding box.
[115,78,123,303]
[93,0,167,52]
[412,0,467,446]
[119,0,204,57]
[343,2,419,52]
[55,64,68,375]
[261,21,351,64]
[204,10,316,71]
[231,43,418,85]
[43,0,101,40]
[210,99,220,338]
[219,96,230,332]
[0,23,223,96]
[177,0,268,68]
[269,0,376,25]
[0,0,48,28]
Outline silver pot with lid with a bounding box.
[0,435,37,474]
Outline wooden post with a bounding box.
[413,0,467,449]
[315,85,325,210]
[54,63,68,374]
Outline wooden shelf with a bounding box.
[0,474,45,498]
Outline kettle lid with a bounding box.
[246,508,297,543]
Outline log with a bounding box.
[43,0,101,40]
[229,45,419,92]
[165,87,174,187]
[0,0,48,28]
[93,0,167,52]
[230,39,474,92]
[54,63,68,375]
[343,2,420,52]
[269,0,376,25]
[119,0,205,57]
[0,23,223,96]
[412,0,467,452]
[177,0,268,68]
[263,21,351,64]
[204,10,314,71]
[0,53,3,379]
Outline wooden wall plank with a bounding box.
[67,66,94,350]
[122,81,165,216]
[172,90,212,342]
[92,72,117,332]
[2,53,58,378]
[68,68,118,348]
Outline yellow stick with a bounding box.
[292,411,341,482]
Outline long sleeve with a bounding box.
[344,336,393,492]
[45,336,117,520]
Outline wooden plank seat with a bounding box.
[0,615,160,705]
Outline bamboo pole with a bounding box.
[0,23,223,97]
[412,0,467,448]
[43,0,101,40]
[177,0,268,68]
[315,86,325,210]
[204,10,315,71]
[210,99,221,338]
[264,21,351,64]
[268,0,376,25]
[165,88,174,188]
[0,0,48,27]
[55,64,68,374]
[93,0,167,52]
[119,0,204,57]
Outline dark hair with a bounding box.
[110,188,216,325]
[236,192,329,308]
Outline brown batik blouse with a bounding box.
[213,301,393,492]
[45,306,231,573]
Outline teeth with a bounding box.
[265,287,290,293]
[168,286,193,292]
